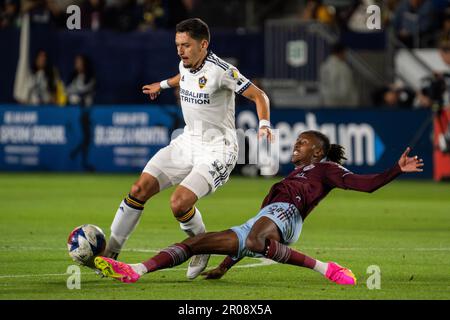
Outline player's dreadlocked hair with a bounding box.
[303,130,347,165]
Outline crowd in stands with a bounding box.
[2,1,449,50]
[1,0,448,46]
[319,42,359,108]
[294,0,449,48]
[3,0,450,110]
[25,49,96,107]
[291,0,450,109]
[0,0,194,31]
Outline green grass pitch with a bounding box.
[0,173,449,300]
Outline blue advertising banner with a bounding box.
[0,106,82,171]
[235,108,433,178]
[0,105,433,178]
[86,105,181,172]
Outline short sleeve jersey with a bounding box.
[178,51,251,142]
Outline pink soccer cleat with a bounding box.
[325,262,357,285]
[94,256,140,283]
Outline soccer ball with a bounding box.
[67,224,106,266]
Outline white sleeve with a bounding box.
[219,67,252,95]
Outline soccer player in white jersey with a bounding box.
[103,18,271,279]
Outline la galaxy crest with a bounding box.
[198,76,207,89]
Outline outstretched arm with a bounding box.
[142,74,181,100]
[326,147,424,193]
[200,256,242,280]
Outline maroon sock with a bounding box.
[142,243,192,272]
[264,239,316,269]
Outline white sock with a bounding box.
[179,207,206,237]
[105,200,143,256]
[313,260,329,276]
[130,263,148,276]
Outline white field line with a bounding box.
[1,246,450,252]
[0,258,276,279]
[0,245,449,280]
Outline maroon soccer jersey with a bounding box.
[261,161,403,220]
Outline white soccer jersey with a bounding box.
[178,51,251,145]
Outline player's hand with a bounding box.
[200,266,227,280]
[258,126,273,142]
[142,83,161,100]
[398,147,424,172]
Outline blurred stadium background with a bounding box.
[1,0,450,178]
[2,0,450,178]
[1,0,450,300]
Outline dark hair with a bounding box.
[31,49,56,93]
[68,54,95,85]
[331,42,346,55]
[176,18,210,42]
[303,130,347,164]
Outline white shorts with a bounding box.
[143,133,238,198]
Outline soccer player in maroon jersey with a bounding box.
[94,130,424,285]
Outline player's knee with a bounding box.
[170,194,191,216]
[130,182,151,202]
[245,235,265,253]
[129,174,160,202]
